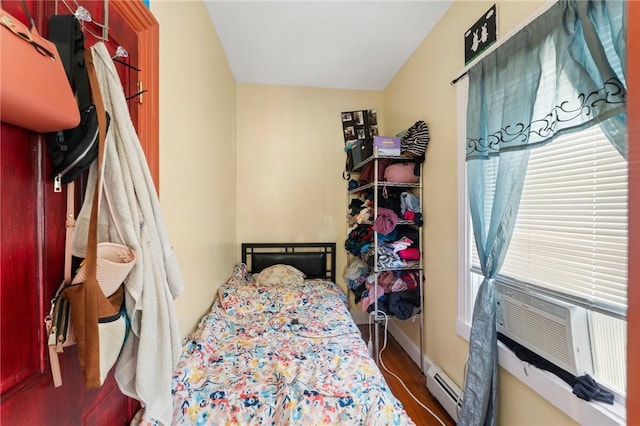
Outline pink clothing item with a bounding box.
[378,271,395,293]
[384,162,419,183]
[372,208,398,236]
[361,295,372,312]
[400,271,420,290]
[397,247,420,260]
[361,284,385,312]
[391,278,407,292]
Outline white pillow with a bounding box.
[255,264,306,287]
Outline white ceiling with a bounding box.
[205,1,453,91]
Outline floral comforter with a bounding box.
[133,277,414,425]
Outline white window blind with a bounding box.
[471,124,628,318]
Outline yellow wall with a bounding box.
[152,1,237,338]
[236,84,383,292]
[384,0,576,424]
[153,0,578,423]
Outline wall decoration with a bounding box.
[464,4,497,65]
[341,109,378,147]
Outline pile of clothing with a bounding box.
[344,187,423,320]
[370,287,421,319]
[359,270,422,319]
[344,259,422,320]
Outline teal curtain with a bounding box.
[459,2,626,425]
[465,0,626,161]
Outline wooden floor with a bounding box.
[358,325,456,426]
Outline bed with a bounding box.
[133,243,415,425]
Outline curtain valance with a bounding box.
[465,0,626,161]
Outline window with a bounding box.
[456,2,627,423]
[457,74,627,419]
[469,123,628,394]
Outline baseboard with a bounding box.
[351,312,434,374]
[387,319,433,373]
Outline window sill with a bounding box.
[456,320,626,425]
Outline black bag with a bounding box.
[46,15,108,186]
[343,149,353,180]
[47,106,109,185]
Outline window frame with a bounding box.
[455,74,627,425]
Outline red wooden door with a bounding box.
[0,1,158,424]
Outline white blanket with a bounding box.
[72,42,184,426]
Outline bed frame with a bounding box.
[241,242,336,282]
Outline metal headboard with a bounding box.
[241,242,336,282]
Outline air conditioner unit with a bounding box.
[494,282,593,376]
[426,366,461,422]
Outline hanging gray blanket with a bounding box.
[72,42,184,426]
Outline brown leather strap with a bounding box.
[65,47,116,389]
[84,51,102,283]
[86,50,116,320]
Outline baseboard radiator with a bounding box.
[426,366,462,422]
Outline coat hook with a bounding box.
[74,5,92,23]
[113,58,141,72]
[126,89,147,102]
[112,46,128,59]
[58,0,109,41]
[69,1,108,29]
[112,46,140,72]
